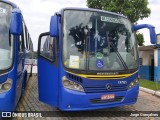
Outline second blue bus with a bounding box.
[0,0,33,111]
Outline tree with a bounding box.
[136,32,144,46]
[87,0,151,45]
[33,51,37,59]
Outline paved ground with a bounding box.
[15,75,160,120]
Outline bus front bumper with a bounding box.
[0,91,15,111]
[59,84,139,111]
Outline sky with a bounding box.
[11,0,160,51]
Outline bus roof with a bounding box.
[1,0,19,9]
[57,7,127,19]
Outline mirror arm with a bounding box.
[132,24,156,44]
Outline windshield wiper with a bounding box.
[110,42,128,70]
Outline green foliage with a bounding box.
[140,79,160,91]
[136,33,144,46]
[87,0,151,23]
[33,51,37,59]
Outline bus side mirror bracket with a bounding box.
[50,15,58,37]
[132,24,156,44]
[10,8,22,35]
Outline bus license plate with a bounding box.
[101,94,115,100]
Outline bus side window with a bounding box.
[40,35,55,61]
[27,34,30,50]
[22,22,27,49]
[18,35,23,52]
[31,41,33,51]
[25,27,28,49]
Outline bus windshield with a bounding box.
[0,2,13,70]
[63,10,138,71]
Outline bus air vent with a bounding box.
[90,96,123,104]
[67,73,83,83]
[85,85,128,93]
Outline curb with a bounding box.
[140,87,160,97]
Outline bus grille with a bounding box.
[90,96,123,104]
[67,73,83,83]
[84,85,128,93]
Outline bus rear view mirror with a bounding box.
[132,24,156,44]
[10,8,22,35]
[50,15,58,37]
[157,34,160,44]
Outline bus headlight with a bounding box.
[128,78,139,89]
[62,76,84,92]
[0,78,12,93]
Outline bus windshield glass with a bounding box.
[63,10,138,71]
[0,2,13,70]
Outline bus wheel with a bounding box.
[22,74,27,90]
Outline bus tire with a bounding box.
[22,73,27,90]
[30,65,33,77]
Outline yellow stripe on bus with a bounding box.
[66,70,138,80]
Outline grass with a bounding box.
[140,79,160,91]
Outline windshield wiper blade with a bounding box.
[110,42,128,70]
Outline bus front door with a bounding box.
[38,32,58,107]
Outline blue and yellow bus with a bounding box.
[0,0,33,111]
[37,8,156,111]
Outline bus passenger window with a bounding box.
[19,35,23,52]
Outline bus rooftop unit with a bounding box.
[0,0,33,111]
[37,7,156,111]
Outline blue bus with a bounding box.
[0,0,33,111]
[38,8,156,111]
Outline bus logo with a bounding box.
[106,84,112,90]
